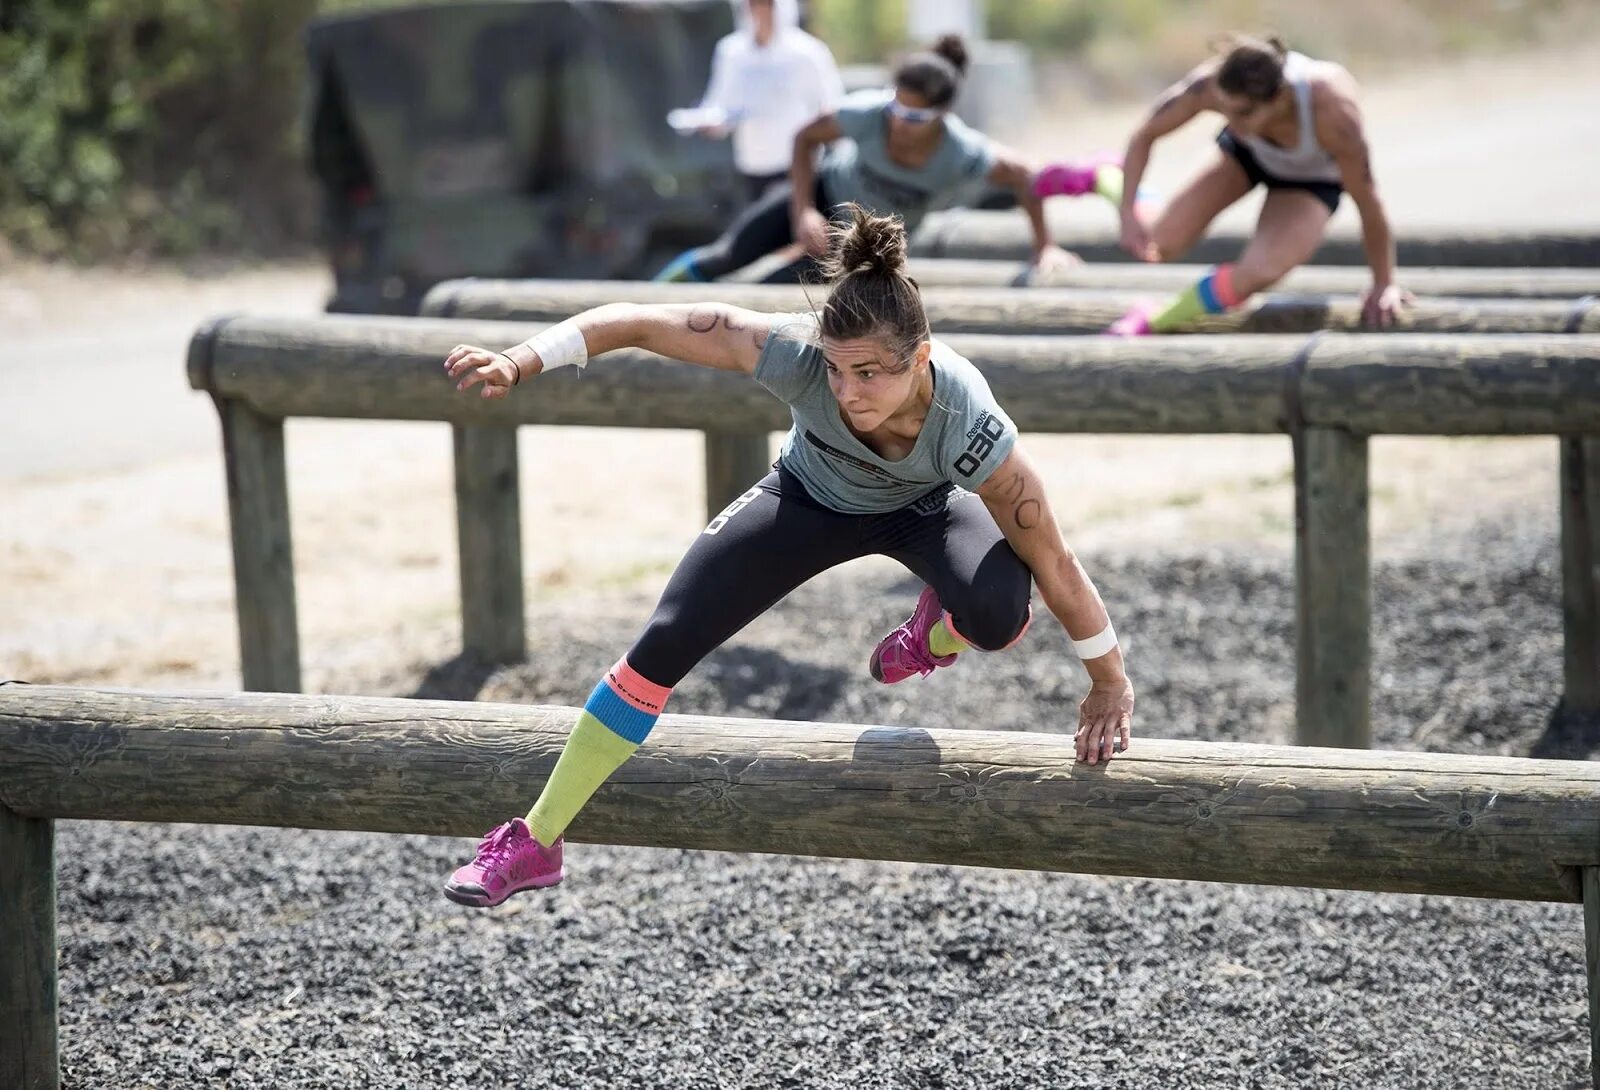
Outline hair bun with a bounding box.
[824,204,909,282]
[932,33,969,75]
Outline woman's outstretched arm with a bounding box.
[445,302,779,398]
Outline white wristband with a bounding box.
[526,319,588,372]
[1071,623,1118,660]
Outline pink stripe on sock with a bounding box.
[605,657,673,715]
[1212,263,1246,309]
[998,604,1034,651]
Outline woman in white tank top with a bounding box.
[1085,35,1408,335]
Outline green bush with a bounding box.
[0,0,317,259]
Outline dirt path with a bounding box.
[2,44,1593,691]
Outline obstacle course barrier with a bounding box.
[910,212,1600,269]
[3,683,1600,1087]
[186,314,1600,751]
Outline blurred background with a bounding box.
[2,0,1596,263]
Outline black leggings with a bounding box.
[686,178,832,283]
[625,466,1034,688]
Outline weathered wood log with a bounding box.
[1295,427,1370,748]
[912,212,1600,269]
[453,424,525,664]
[704,430,772,521]
[895,259,1600,300]
[0,805,57,1090]
[1,686,1598,903]
[1587,868,1600,1073]
[423,278,1600,335]
[187,315,1600,437]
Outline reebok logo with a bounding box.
[954,413,1006,477]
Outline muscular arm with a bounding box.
[986,147,1057,260]
[450,303,775,398]
[975,447,1126,686]
[503,303,774,377]
[790,113,842,220]
[1121,62,1217,220]
[1315,73,1396,288]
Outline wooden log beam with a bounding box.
[1294,427,1370,749]
[1,686,1598,903]
[0,805,58,1090]
[891,259,1600,300]
[423,278,1600,335]
[911,213,1600,269]
[188,316,1600,437]
[453,424,525,664]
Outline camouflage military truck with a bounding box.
[306,0,742,313]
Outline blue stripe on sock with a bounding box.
[1196,273,1225,314]
[583,679,661,745]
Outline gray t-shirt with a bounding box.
[818,90,996,234]
[754,313,1018,514]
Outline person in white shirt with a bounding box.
[690,0,845,202]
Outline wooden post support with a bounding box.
[1561,438,1600,716]
[0,805,58,1090]
[1586,866,1600,1077]
[452,424,526,663]
[1295,426,1371,748]
[704,430,771,523]
[219,400,300,693]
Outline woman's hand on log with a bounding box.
[1076,675,1134,765]
[1119,210,1160,263]
[1360,282,1413,329]
[446,344,524,400]
[1030,243,1083,278]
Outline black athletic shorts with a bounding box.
[1217,129,1342,214]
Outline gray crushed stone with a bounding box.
[55,517,1596,1088]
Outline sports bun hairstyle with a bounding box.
[893,33,968,109]
[1215,33,1290,102]
[930,33,969,75]
[817,204,930,374]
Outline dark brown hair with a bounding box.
[1216,34,1289,103]
[817,204,930,371]
[894,33,969,109]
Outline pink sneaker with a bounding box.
[1032,153,1121,199]
[1105,302,1158,337]
[869,584,958,684]
[443,818,564,907]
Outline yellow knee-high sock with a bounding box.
[1093,164,1125,206]
[525,711,640,846]
[524,658,671,845]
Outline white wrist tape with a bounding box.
[1071,623,1118,660]
[528,319,588,372]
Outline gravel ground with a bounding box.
[55,517,1596,1088]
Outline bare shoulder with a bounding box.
[1309,61,1362,114]
[1310,65,1367,146]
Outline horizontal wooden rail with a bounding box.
[189,316,1600,437]
[8,683,1599,1084]
[2,685,1598,903]
[888,258,1600,300]
[911,213,1600,269]
[423,278,1600,336]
